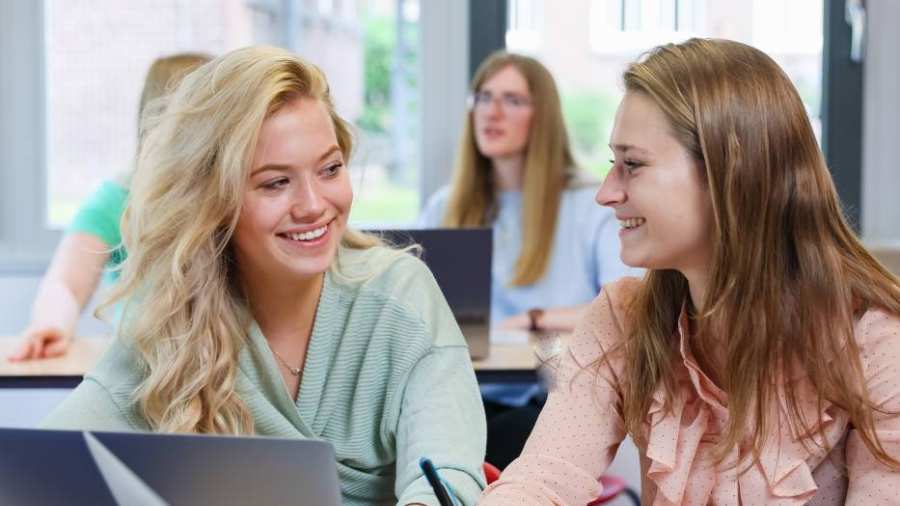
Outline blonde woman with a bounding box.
[42,46,486,505]
[419,51,630,333]
[481,38,900,505]
[8,53,210,361]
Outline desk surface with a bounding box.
[0,333,556,385]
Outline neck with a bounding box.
[242,270,324,345]
[682,265,709,313]
[490,155,525,191]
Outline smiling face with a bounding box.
[597,91,714,275]
[232,97,352,286]
[472,65,534,161]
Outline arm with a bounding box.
[417,186,450,229]
[40,376,136,432]
[394,347,487,506]
[7,233,110,361]
[480,289,629,505]
[845,309,900,502]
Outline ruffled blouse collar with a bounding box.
[643,305,847,505]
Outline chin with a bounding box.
[620,250,650,269]
[287,260,332,280]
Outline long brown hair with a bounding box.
[442,51,576,286]
[619,38,900,466]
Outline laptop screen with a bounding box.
[370,228,492,327]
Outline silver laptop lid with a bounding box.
[0,428,342,506]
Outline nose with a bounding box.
[596,166,626,207]
[483,96,503,118]
[290,173,326,221]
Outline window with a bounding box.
[506,0,542,52]
[43,0,421,230]
[506,0,823,178]
[589,0,703,53]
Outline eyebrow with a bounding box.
[250,145,342,176]
[609,143,651,155]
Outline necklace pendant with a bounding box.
[288,366,301,376]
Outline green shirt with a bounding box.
[42,247,487,505]
[68,180,128,281]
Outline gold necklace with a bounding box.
[270,348,302,376]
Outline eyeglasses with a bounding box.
[468,91,532,112]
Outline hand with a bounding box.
[6,325,73,361]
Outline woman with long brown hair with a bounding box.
[481,38,900,504]
[419,50,633,470]
[419,50,630,332]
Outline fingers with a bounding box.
[6,339,36,362]
[7,329,65,361]
[42,337,71,358]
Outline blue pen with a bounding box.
[419,457,459,506]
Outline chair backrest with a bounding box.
[483,462,501,484]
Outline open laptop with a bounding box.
[0,428,342,506]
[371,228,492,359]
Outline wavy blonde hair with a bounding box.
[442,51,577,286]
[104,45,380,434]
[617,39,900,467]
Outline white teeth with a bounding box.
[618,218,646,229]
[286,225,327,242]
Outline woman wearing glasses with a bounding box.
[418,51,631,469]
[419,50,630,334]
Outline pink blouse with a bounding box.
[480,278,900,505]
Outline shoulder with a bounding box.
[41,338,147,431]
[333,245,462,348]
[90,180,129,207]
[855,308,900,371]
[418,186,452,227]
[569,277,641,368]
[68,179,128,241]
[426,185,452,206]
[357,246,437,297]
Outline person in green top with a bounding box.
[8,52,211,361]
[41,45,487,505]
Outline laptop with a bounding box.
[0,428,342,506]
[371,228,492,359]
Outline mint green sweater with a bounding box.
[42,247,487,505]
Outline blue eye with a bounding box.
[262,177,289,190]
[322,163,343,177]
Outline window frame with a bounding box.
[0,0,888,275]
[0,0,57,273]
[1,0,472,273]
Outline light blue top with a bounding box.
[418,183,632,325]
